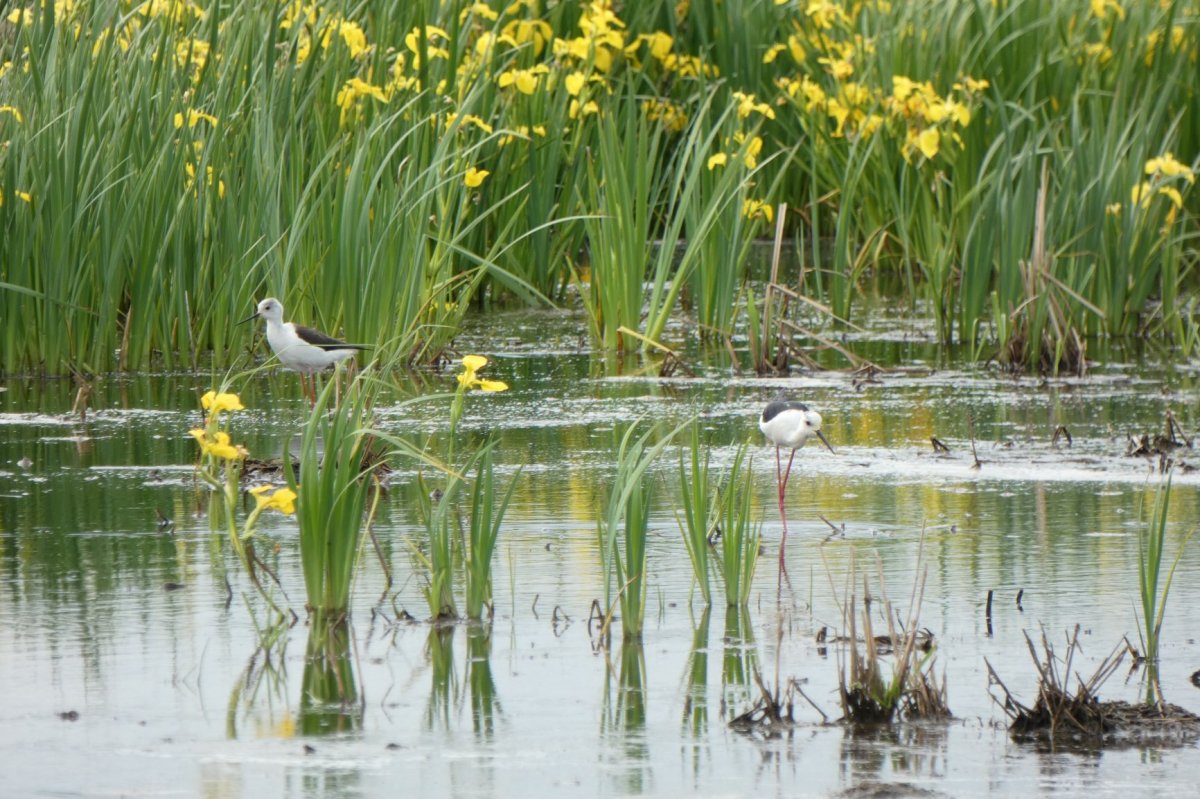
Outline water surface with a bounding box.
[3,312,1200,797]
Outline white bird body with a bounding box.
[244,298,366,374]
[759,398,833,586]
[759,401,826,450]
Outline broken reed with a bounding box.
[986,625,1126,743]
[837,550,948,723]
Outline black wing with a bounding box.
[761,400,810,423]
[293,324,370,351]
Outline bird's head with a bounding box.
[239,297,284,325]
[803,410,835,453]
[806,412,835,451]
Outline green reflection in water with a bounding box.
[683,606,712,738]
[466,626,502,739]
[721,605,760,722]
[601,641,650,795]
[299,613,362,736]
[226,618,292,740]
[423,626,458,732]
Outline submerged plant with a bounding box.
[300,611,362,726]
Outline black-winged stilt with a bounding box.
[240,298,368,403]
[759,399,834,581]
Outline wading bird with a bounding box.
[240,298,368,404]
[759,399,834,582]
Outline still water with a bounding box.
[3,310,1200,797]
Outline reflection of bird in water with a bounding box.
[759,400,834,581]
[240,298,368,404]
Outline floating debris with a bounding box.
[1127,410,1192,458]
[1051,425,1072,448]
[834,783,950,799]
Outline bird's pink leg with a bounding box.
[776,446,789,586]
[777,446,799,589]
[303,374,315,407]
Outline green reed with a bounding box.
[676,424,714,605]
[390,357,516,622]
[1135,474,1196,703]
[599,419,690,641]
[676,430,760,606]
[648,96,773,347]
[714,444,761,607]
[464,443,521,620]
[415,469,462,621]
[3,0,1197,376]
[580,97,662,352]
[287,373,380,616]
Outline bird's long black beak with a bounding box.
[817,430,835,453]
[237,311,259,325]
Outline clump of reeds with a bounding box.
[412,441,520,622]
[676,424,715,605]
[987,626,1122,742]
[598,419,690,642]
[676,429,761,607]
[286,372,381,618]
[836,551,949,724]
[713,444,761,607]
[1133,472,1196,704]
[385,355,518,624]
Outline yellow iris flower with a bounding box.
[201,390,244,415]
[190,429,246,460]
[464,167,490,187]
[457,354,508,392]
[249,485,297,515]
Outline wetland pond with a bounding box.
[4,309,1200,798]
